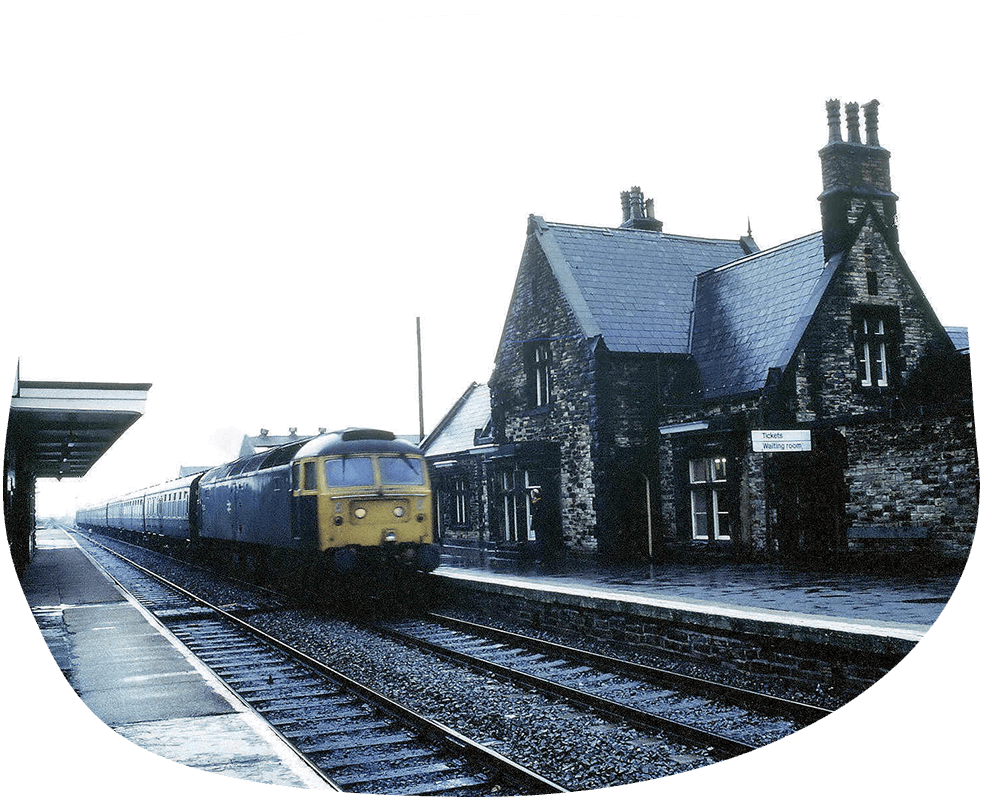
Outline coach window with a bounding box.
[689,456,730,542]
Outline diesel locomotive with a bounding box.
[76,428,440,585]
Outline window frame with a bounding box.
[301,460,318,491]
[853,306,900,390]
[524,339,552,409]
[453,476,469,526]
[688,456,730,542]
[498,468,536,542]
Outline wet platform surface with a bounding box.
[16,528,329,790]
[434,555,964,640]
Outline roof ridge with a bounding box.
[701,231,823,275]
[541,219,743,245]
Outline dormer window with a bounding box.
[854,306,899,389]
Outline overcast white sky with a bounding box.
[20,16,967,514]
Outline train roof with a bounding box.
[293,428,423,460]
[198,429,422,484]
[199,438,310,482]
[93,472,201,506]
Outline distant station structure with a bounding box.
[4,363,150,576]
[239,427,326,457]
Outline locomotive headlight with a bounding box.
[354,507,367,519]
[393,506,405,518]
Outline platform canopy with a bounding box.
[8,374,151,479]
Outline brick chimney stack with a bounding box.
[818,98,898,259]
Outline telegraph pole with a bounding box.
[416,316,425,442]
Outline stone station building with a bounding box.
[423,100,977,571]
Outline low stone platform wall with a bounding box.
[431,574,920,700]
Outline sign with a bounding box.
[751,429,812,453]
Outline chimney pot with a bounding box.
[845,102,862,143]
[862,99,881,146]
[825,98,842,143]
[630,186,644,221]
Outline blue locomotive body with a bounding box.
[197,441,304,549]
[75,429,440,580]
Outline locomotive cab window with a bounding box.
[378,456,425,486]
[324,456,375,488]
[300,461,317,491]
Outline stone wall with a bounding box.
[792,218,951,423]
[842,408,978,560]
[490,235,599,552]
[437,577,911,701]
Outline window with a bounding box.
[453,477,469,525]
[377,456,425,486]
[524,340,552,408]
[324,456,374,487]
[689,456,730,541]
[301,461,317,491]
[498,469,536,542]
[854,308,898,388]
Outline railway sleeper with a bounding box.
[300,729,417,754]
[334,761,458,786]
[308,743,437,769]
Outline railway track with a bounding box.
[374,613,833,758]
[75,535,567,796]
[72,528,834,785]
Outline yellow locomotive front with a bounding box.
[292,429,439,575]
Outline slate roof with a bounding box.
[533,218,749,353]
[530,215,959,403]
[421,382,492,457]
[690,232,835,400]
[945,326,969,354]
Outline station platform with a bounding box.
[15,528,330,791]
[432,554,965,652]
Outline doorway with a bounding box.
[771,430,848,562]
